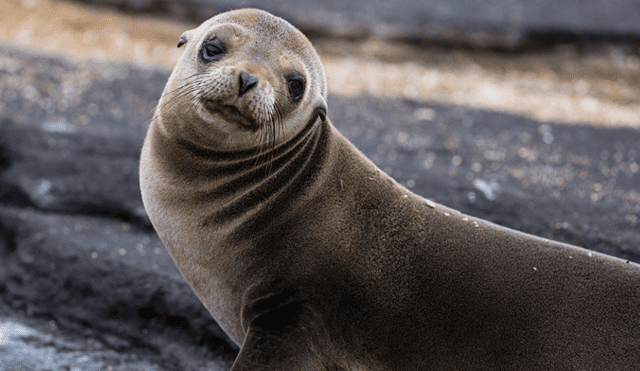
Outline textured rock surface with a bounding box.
[0,40,639,369]
[0,44,239,370]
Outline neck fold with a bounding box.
[173,112,330,232]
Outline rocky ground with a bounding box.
[1,1,639,370]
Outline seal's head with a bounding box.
[157,8,328,151]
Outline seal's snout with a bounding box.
[238,72,258,97]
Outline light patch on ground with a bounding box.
[0,319,159,370]
[322,56,639,129]
[0,0,186,68]
[1,0,639,129]
[316,38,640,129]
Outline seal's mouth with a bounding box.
[204,101,258,131]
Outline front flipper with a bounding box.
[230,303,326,371]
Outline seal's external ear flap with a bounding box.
[177,31,192,48]
[317,107,327,123]
[317,98,328,123]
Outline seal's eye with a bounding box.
[200,37,226,63]
[286,73,305,102]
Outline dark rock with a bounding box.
[0,122,151,227]
[0,205,239,369]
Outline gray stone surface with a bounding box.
[66,0,640,48]
[0,318,164,371]
[0,42,639,369]
[0,44,239,370]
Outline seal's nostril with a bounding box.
[238,72,259,97]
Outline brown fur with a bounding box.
[140,8,640,370]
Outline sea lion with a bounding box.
[139,8,640,370]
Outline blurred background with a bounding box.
[0,0,639,370]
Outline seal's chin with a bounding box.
[204,101,258,131]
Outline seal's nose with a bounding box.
[238,72,258,97]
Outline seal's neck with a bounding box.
[170,111,330,233]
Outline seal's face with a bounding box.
[158,8,328,151]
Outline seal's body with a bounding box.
[140,8,640,370]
